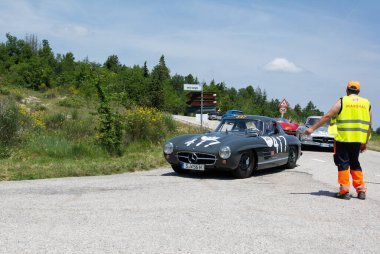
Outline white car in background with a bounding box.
[296,116,334,149]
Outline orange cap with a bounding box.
[347,81,361,91]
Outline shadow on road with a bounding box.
[302,145,333,153]
[290,190,337,198]
[161,167,288,180]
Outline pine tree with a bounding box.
[149,55,170,109]
[143,61,149,77]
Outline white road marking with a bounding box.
[312,159,326,163]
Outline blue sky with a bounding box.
[0,0,379,127]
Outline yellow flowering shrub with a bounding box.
[124,107,176,143]
[18,104,46,130]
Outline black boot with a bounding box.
[357,192,366,200]
[336,192,351,200]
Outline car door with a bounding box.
[272,121,289,161]
[262,121,288,166]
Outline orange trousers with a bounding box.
[338,169,366,194]
[334,141,366,194]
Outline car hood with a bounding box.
[279,122,299,130]
[298,125,333,138]
[167,132,262,153]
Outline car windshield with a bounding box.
[276,118,289,123]
[305,117,320,126]
[216,119,264,134]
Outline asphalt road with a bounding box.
[1,148,380,254]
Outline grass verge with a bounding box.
[0,141,166,181]
[0,122,204,181]
[368,132,380,152]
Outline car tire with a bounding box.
[233,151,255,179]
[285,146,298,169]
[171,165,186,174]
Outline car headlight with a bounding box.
[164,142,174,154]
[219,146,231,159]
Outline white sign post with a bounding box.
[184,83,204,129]
[279,98,289,118]
[184,84,202,91]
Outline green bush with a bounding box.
[0,146,11,159]
[58,96,85,108]
[71,109,79,120]
[62,117,96,140]
[31,103,47,111]
[0,98,28,146]
[43,92,56,99]
[376,127,380,135]
[0,86,10,95]
[44,112,66,129]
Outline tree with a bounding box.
[293,104,302,122]
[171,74,185,92]
[25,34,39,52]
[149,55,170,109]
[143,61,149,77]
[104,54,121,73]
[302,101,323,120]
[95,79,123,156]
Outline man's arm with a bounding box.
[360,107,372,152]
[304,100,341,135]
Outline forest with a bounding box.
[0,33,327,180]
[0,33,323,120]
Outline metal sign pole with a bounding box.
[200,83,203,129]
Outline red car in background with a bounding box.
[276,118,299,136]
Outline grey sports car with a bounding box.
[163,115,301,178]
[296,116,334,149]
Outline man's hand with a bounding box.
[360,143,367,153]
[304,128,314,135]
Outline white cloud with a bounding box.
[263,58,303,73]
[54,24,90,37]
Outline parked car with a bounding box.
[208,111,224,121]
[296,116,334,149]
[221,109,244,119]
[276,118,299,136]
[163,115,301,178]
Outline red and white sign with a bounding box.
[279,98,289,108]
[279,107,287,114]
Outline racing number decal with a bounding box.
[185,136,221,148]
[261,136,286,154]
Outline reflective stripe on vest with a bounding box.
[335,95,370,143]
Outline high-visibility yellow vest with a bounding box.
[335,95,371,143]
[328,117,337,135]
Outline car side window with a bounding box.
[265,121,279,135]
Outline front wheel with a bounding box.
[233,151,255,179]
[285,146,298,169]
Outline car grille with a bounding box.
[313,137,334,144]
[177,152,216,165]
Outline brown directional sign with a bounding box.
[186,92,217,107]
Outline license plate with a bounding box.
[320,143,332,148]
[181,163,205,171]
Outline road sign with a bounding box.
[279,107,287,114]
[184,84,201,91]
[279,98,289,108]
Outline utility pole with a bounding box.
[200,83,203,129]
